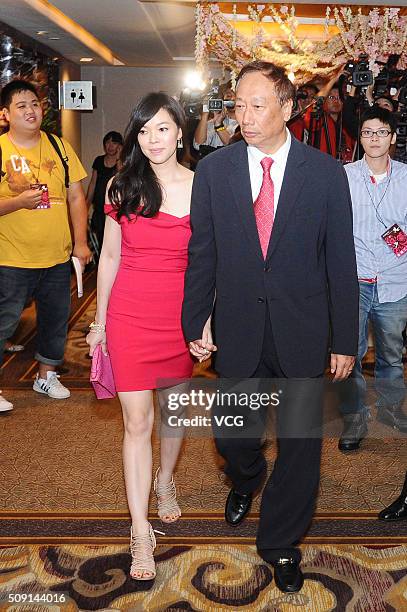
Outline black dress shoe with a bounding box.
[225,489,252,525]
[378,471,407,521]
[338,413,368,452]
[377,405,407,433]
[379,496,407,521]
[273,558,304,593]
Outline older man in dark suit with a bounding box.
[182,61,359,593]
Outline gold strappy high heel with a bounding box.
[153,467,181,523]
[129,523,157,580]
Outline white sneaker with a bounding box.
[33,372,71,399]
[0,391,13,412]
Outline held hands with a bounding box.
[330,354,356,382]
[189,316,217,362]
[17,188,43,210]
[86,329,108,357]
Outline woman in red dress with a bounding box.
[86,93,214,580]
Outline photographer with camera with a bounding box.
[193,83,238,156]
[288,68,355,162]
[342,54,407,164]
[288,83,318,142]
[307,81,355,161]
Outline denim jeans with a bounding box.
[341,282,407,415]
[0,262,71,366]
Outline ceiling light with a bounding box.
[80,57,94,62]
[36,30,48,35]
[184,71,206,91]
[49,36,60,40]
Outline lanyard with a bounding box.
[362,162,392,229]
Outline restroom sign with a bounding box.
[60,81,93,110]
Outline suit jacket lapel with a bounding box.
[227,138,307,262]
[266,138,306,260]
[227,141,264,261]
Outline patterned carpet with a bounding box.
[0,543,406,611]
[0,271,406,609]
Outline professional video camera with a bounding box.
[180,78,234,119]
[344,54,373,87]
[373,55,404,97]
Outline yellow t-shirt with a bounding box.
[0,131,87,268]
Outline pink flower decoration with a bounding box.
[368,9,380,29]
[388,8,400,20]
[371,63,380,77]
[367,43,379,55]
[346,32,356,45]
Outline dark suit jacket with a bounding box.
[182,137,359,378]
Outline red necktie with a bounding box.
[254,157,274,258]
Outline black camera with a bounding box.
[180,78,234,119]
[374,67,390,97]
[208,99,235,112]
[207,98,222,112]
[180,88,205,119]
[345,54,373,87]
[373,55,405,98]
[207,79,235,112]
[206,78,221,112]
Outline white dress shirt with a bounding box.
[247,129,292,211]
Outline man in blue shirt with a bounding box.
[340,106,407,451]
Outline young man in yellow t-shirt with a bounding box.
[0,80,92,411]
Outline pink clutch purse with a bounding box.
[90,344,116,399]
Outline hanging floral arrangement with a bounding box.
[195,3,407,82]
[318,6,407,75]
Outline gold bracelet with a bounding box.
[215,125,226,132]
[89,321,106,332]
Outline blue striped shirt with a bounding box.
[344,157,407,303]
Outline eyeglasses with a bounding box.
[327,95,340,101]
[360,129,392,138]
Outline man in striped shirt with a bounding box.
[339,106,407,451]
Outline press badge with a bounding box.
[30,183,50,209]
[381,224,407,258]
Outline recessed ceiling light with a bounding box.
[80,57,94,62]
[36,30,48,35]
[49,36,60,40]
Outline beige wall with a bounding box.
[80,66,198,184]
[60,61,82,156]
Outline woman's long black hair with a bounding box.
[108,92,187,220]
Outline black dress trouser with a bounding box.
[213,306,323,563]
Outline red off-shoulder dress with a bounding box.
[105,204,194,391]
